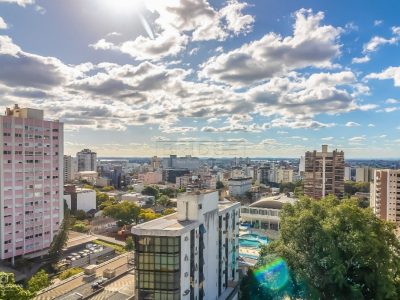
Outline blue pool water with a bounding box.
[239,234,269,248]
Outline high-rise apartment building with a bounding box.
[63,155,77,183]
[77,148,97,172]
[355,166,374,183]
[304,145,345,199]
[132,190,240,300]
[0,105,64,263]
[370,169,400,224]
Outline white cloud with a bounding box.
[352,55,370,64]
[348,136,366,143]
[189,47,199,56]
[200,9,342,86]
[246,71,369,118]
[270,117,335,129]
[90,0,255,61]
[89,39,115,51]
[392,26,400,35]
[35,5,45,14]
[378,107,399,113]
[368,123,375,127]
[386,98,400,104]
[374,20,383,26]
[379,134,387,138]
[0,17,7,30]
[366,66,400,87]
[219,0,254,35]
[345,121,361,127]
[363,36,398,53]
[289,136,308,141]
[207,117,220,124]
[0,0,34,6]
[322,137,334,141]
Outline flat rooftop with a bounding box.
[132,199,240,236]
[132,213,198,236]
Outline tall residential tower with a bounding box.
[77,148,97,172]
[370,169,400,224]
[132,190,240,300]
[304,145,345,199]
[0,105,64,263]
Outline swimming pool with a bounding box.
[239,233,269,248]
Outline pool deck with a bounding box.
[239,231,270,260]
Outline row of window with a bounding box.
[137,270,180,290]
[136,236,180,253]
[137,253,180,271]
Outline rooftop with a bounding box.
[132,197,239,236]
[132,213,199,236]
[249,194,297,209]
[228,177,252,181]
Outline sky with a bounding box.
[0,0,400,158]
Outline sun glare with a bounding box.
[100,0,141,14]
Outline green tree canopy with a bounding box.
[142,185,160,198]
[28,269,50,293]
[139,208,161,222]
[74,209,86,220]
[0,272,33,300]
[262,196,400,299]
[102,201,141,226]
[102,185,115,192]
[162,208,175,216]
[344,180,370,196]
[125,236,134,251]
[96,192,109,208]
[49,211,70,261]
[160,187,176,198]
[156,195,172,207]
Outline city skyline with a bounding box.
[1,0,400,158]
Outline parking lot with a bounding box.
[35,254,132,300]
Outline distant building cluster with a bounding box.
[1,104,400,295]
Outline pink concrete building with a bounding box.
[0,105,64,263]
[138,171,162,185]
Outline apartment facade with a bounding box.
[304,145,345,199]
[228,177,252,197]
[355,166,374,183]
[0,105,64,262]
[77,148,97,172]
[132,190,240,300]
[370,169,400,224]
[63,155,77,183]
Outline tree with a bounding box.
[83,184,94,190]
[102,186,115,192]
[125,236,134,251]
[28,269,50,293]
[142,185,160,198]
[96,192,109,208]
[344,180,370,196]
[72,222,89,233]
[160,187,176,198]
[74,209,86,220]
[216,181,225,189]
[263,196,400,299]
[49,211,70,261]
[162,208,175,216]
[58,268,83,280]
[103,201,141,226]
[98,200,114,210]
[139,208,161,222]
[156,195,172,207]
[0,272,33,300]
